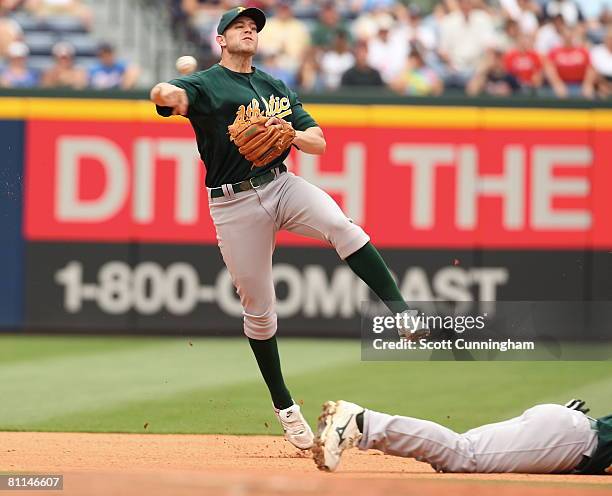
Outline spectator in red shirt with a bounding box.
[503,33,543,91]
[543,25,591,97]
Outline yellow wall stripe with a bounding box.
[0,98,27,119]
[306,105,370,126]
[481,108,592,130]
[0,97,184,123]
[0,97,611,130]
[593,109,612,130]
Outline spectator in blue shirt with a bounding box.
[0,41,38,88]
[88,41,139,89]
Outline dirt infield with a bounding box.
[0,432,610,496]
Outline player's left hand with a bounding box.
[564,398,590,414]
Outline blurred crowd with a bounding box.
[172,0,612,98]
[0,0,139,89]
[2,0,611,97]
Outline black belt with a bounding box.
[209,165,287,199]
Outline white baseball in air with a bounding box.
[176,55,197,75]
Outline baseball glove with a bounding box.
[228,105,295,168]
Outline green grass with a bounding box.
[0,335,611,435]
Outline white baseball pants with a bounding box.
[360,404,598,473]
[208,170,370,340]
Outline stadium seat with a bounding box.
[25,32,57,56]
[11,12,45,31]
[43,15,88,34]
[61,34,97,57]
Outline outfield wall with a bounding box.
[1,93,611,336]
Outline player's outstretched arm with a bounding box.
[150,82,189,116]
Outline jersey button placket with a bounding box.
[247,77,266,116]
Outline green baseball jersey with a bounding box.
[156,63,318,188]
[575,414,612,475]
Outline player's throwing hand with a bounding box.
[150,82,189,116]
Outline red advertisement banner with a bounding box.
[24,118,612,248]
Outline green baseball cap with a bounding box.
[217,6,266,35]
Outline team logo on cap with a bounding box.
[237,6,245,12]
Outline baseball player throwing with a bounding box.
[313,399,612,474]
[150,6,425,450]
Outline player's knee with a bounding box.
[243,309,278,340]
[325,216,357,242]
[326,216,354,237]
[328,220,370,260]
